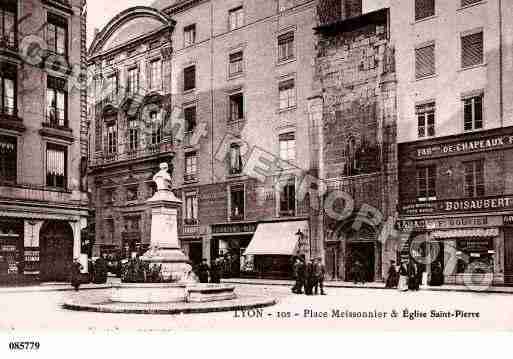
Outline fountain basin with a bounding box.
[110,283,237,304]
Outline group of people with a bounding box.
[291,256,326,296]
[385,259,422,291]
[196,258,225,284]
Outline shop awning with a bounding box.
[431,228,499,239]
[244,220,308,256]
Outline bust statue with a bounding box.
[153,162,172,191]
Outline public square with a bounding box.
[1,284,513,333]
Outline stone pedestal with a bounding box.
[139,189,193,282]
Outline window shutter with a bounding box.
[415,44,435,79]
[461,32,483,68]
[415,0,435,21]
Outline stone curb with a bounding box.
[0,284,112,294]
[62,297,277,315]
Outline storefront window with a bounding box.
[456,238,494,274]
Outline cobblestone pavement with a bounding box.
[1,284,512,332]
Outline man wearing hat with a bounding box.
[313,257,326,295]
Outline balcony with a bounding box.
[0,110,24,133]
[0,182,88,205]
[90,142,175,168]
[40,113,73,142]
[184,173,198,182]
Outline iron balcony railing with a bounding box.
[90,142,175,167]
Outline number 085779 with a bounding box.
[9,342,40,351]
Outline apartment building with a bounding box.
[87,0,319,278]
[0,0,89,283]
[393,0,513,285]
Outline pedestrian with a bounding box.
[291,257,303,294]
[385,260,399,289]
[304,259,315,295]
[398,260,408,292]
[408,260,420,291]
[210,257,223,283]
[352,260,365,285]
[313,257,326,295]
[94,254,108,284]
[429,261,444,286]
[197,258,210,284]
[70,258,83,291]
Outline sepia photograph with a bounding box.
[0,0,513,355]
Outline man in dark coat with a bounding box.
[385,260,399,288]
[313,258,326,295]
[304,259,315,295]
[291,257,304,294]
[408,260,420,291]
[210,257,223,283]
[93,254,108,284]
[70,258,83,291]
[197,258,210,283]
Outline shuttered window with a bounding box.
[46,143,67,189]
[415,44,435,79]
[415,0,435,21]
[461,31,483,68]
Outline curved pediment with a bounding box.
[89,6,175,56]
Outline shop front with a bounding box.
[243,220,309,279]
[399,214,506,286]
[0,219,24,284]
[211,222,257,278]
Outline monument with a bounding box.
[139,162,192,282]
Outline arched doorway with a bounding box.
[39,220,74,282]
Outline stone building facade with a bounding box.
[0,0,89,283]
[88,0,319,279]
[392,0,513,286]
[311,4,397,281]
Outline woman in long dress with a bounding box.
[398,261,408,292]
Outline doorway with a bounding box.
[346,242,375,282]
[504,228,513,285]
[39,221,74,282]
[189,242,203,267]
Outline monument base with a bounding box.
[140,247,194,283]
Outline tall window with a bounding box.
[229,143,243,175]
[463,94,483,131]
[184,24,196,47]
[128,119,138,151]
[0,135,16,184]
[464,160,485,197]
[183,65,196,92]
[184,192,198,225]
[415,43,435,79]
[229,51,243,76]
[230,184,245,220]
[185,152,198,181]
[461,31,483,68]
[279,178,296,217]
[46,76,67,127]
[279,79,296,110]
[106,123,117,154]
[184,106,196,133]
[127,67,138,95]
[46,143,67,189]
[229,93,244,122]
[47,13,67,57]
[415,0,435,21]
[150,111,162,145]
[278,32,294,61]
[0,65,15,115]
[0,2,16,49]
[416,102,435,138]
[416,165,436,201]
[229,6,244,31]
[149,59,161,90]
[279,132,296,163]
[105,73,117,102]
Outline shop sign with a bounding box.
[399,216,501,231]
[401,195,513,216]
[212,223,257,235]
[24,250,39,262]
[457,239,493,252]
[412,133,513,160]
[199,191,227,203]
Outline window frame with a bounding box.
[47,13,68,58]
[279,177,296,217]
[464,160,485,198]
[278,78,296,110]
[414,0,435,22]
[229,143,243,175]
[416,165,437,201]
[183,65,196,92]
[463,93,484,132]
[0,64,16,116]
[0,134,17,184]
[228,6,244,31]
[127,67,139,96]
[229,183,245,221]
[278,31,295,62]
[184,191,199,225]
[229,92,244,122]
[128,119,139,152]
[45,142,68,189]
[416,102,435,138]
[46,76,68,128]
[279,132,296,163]
[415,42,436,79]
[183,24,196,47]
[228,51,244,77]
[184,151,198,182]
[0,2,17,50]
[461,30,484,69]
[149,58,162,91]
